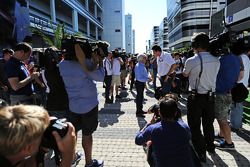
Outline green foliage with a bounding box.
[31,23,69,49]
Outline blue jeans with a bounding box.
[230,102,243,129]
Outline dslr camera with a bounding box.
[41,118,68,151]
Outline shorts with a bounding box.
[67,105,98,135]
[214,94,232,121]
[120,69,127,78]
[48,110,67,119]
[112,75,121,86]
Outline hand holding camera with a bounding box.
[52,121,76,166]
[41,118,76,166]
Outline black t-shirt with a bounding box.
[0,59,9,86]
[5,57,33,96]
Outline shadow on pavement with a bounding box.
[98,108,125,127]
[234,128,250,144]
[209,152,229,167]
[228,150,250,167]
[137,117,147,130]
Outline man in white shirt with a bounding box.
[103,52,113,103]
[152,45,177,96]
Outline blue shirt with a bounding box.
[58,59,105,114]
[135,62,148,83]
[5,57,33,95]
[135,119,194,167]
[216,53,240,94]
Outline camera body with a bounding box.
[41,118,68,151]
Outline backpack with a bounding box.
[231,83,249,103]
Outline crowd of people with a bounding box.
[0,31,250,167]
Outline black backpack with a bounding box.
[231,83,249,103]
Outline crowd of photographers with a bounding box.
[0,31,250,167]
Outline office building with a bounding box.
[167,0,226,50]
[101,0,125,51]
[158,17,169,51]
[125,13,133,54]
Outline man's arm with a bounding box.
[8,72,39,91]
[164,63,177,82]
[135,124,153,146]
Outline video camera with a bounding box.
[61,36,110,61]
[208,31,239,57]
[61,36,92,60]
[32,47,63,70]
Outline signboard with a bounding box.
[228,15,233,23]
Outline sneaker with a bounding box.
[214,134,224,142]
[215,141,235,151]
[85,159,104,167]
[71,151,83,167]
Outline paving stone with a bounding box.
[74,83,250,167]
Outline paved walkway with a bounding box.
[76,82,250,167]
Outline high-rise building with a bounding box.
[150,26,159,46]
[167,0,226,50]
[132,29,135,54]
[158,17,169,51]
[125,13,133,54]
[101,0,125,51]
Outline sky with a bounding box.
[125,0,167,53]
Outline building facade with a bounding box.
[167,0,226,50]
[150,26,159,47]
[225,0,250,33]
[158,17,169,51]
[101,0,125,51]
[29,0,104,47]
[125,13,133,54]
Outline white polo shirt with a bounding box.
[157,52,176,77]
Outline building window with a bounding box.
[114,10,120,13]
[115,29,121,32]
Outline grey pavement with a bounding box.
[76,82,250,167]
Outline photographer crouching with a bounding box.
[135,96,195,167]
[0,105,76,167]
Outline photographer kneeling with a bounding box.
[0,105,76,167]
[135,97,195,167]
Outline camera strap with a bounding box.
[195,53,203,91]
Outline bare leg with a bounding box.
[82,135,93,165]
[218,120,233,144]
